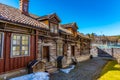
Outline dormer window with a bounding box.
[50,23,58,33]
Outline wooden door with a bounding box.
[63,44,67,56]
[43,46,50,62]
[71,46,75,56]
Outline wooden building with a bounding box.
[0,0,91,78]
[0,0,49,75]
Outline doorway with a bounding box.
[43,46,50,62]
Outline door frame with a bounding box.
[42,46,50,62]
[71,46,75,56]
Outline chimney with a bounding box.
[20,0,29,15]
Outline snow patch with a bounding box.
[60,65,75,74]
[10,72,49,80]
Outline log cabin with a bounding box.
[0,0,91,78]
[61,23,91,63]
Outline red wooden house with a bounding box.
[0,0,49,75]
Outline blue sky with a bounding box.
[0,0,120,36]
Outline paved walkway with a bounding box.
[50,57,108,80]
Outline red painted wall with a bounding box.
[0,32,36,74]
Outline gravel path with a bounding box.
[50,57,108,80]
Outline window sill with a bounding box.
[0,58,3,59]
[11,55,30,58]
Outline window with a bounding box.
[11,34,30,57]
[57,44,63,56]
[0,33,4,58]
[50,26,54,33]
[50,23,58,33]
[54,26,58,33]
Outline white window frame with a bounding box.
[0,32,4,59]
[11,34,30,58]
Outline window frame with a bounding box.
[57,43,63,56]
[0,32,4,59]
[11,34,30,58]
[50,23,58,33]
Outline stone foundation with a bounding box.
[76,54,90,62]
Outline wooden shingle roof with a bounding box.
[59,25,72,34]
[0,3,48,29]
[77,32,90,39]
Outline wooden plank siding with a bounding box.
[0,32,36,74]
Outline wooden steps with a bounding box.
[45,62,58,73]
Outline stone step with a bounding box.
[46,67,58,73]
[45,64,57,69]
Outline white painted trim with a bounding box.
[0,32,4,59]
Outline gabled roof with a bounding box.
[59,25,72,34]
[61,22,78,30]
[0,3,48,29]
[37,13,61,22]
[77,32,90,39]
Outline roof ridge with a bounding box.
[62,22,76,25]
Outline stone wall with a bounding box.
[91,47,120,60]
[66,44,72,64]
[37,39,57,62]
[90,46,98,57]
[76,54,90,62]
[75,44,80,56]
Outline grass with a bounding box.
[0,78,3,80]
[98,60,120,80]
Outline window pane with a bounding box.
[12,46,20,51]
[22,41,28,45]
[13,46,16,50]
[13,40,17,45]
[17,36,20,40]
[16,46,20,50]
[21,50,28,55]
[22,36,26,40]
[16,40,20,45]
[25,51,28,55]
[25,36,28,40]
[22,46,28,50]
[21,51,25,55]
[13,36,17,40]
[13,51,20,56]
